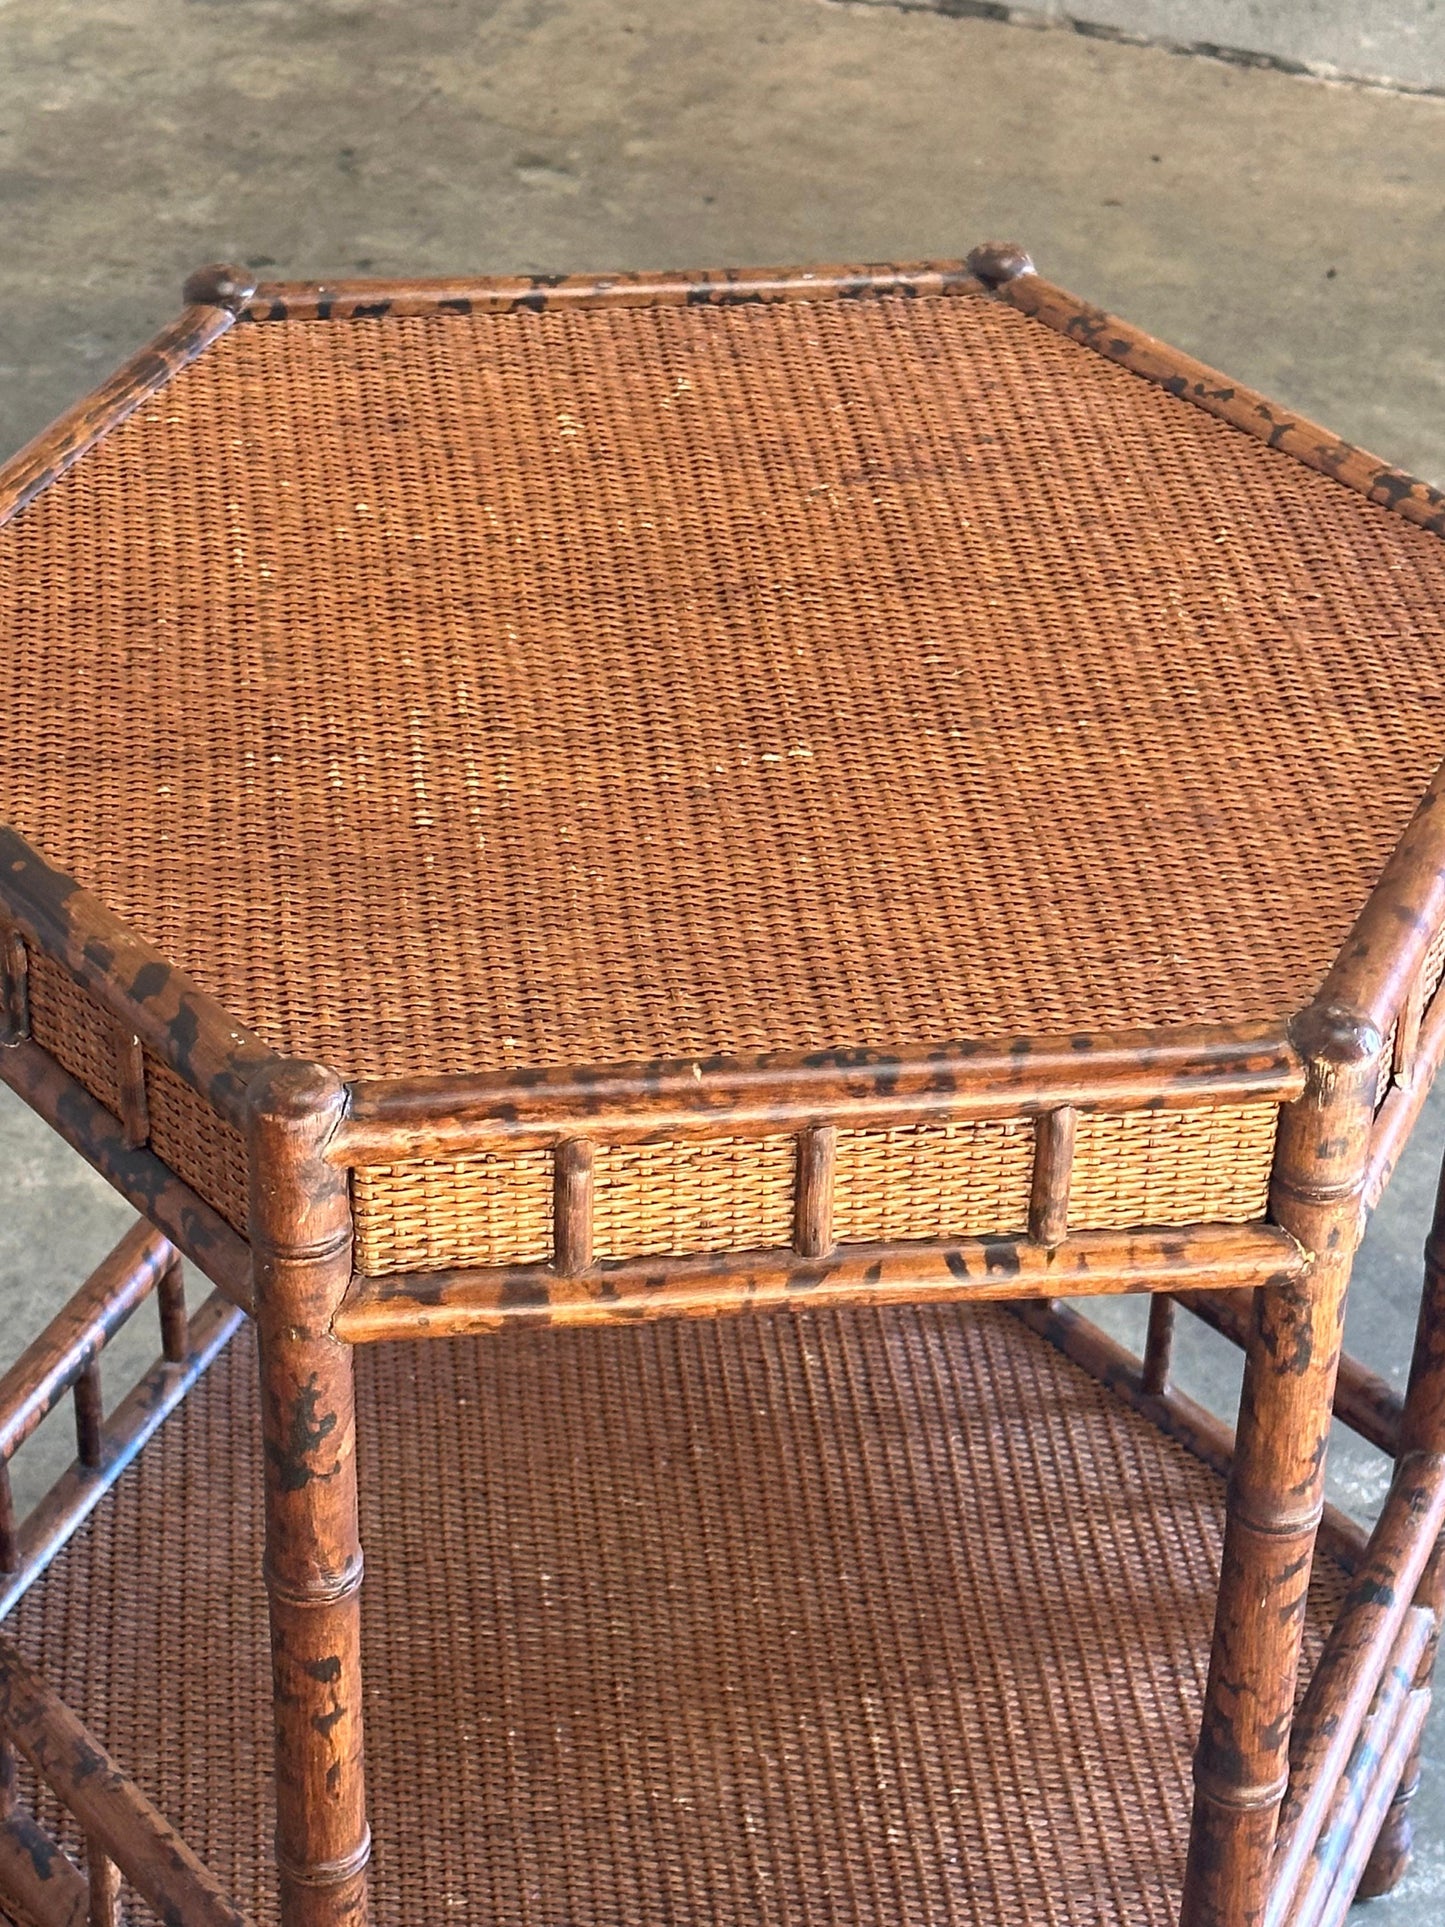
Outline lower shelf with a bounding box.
[5,1303,1350,1926]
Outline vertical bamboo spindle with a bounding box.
[1141,1295,1177,1396]
[0,929,27,1046]
[87,1840,121,1927]
[1392,966,1426,1089]
[0,1461,15,1573]
[73,1362,104,1469]
[553,1141,595,1275]
[247,1062,369,1927]
[1358,1150,1445,1897]
[795,1125,837,1259]
[1182,1005,1380,1927]
[1029,1106,1076,1249]
[157,1252,189,1364]
[115,1031,149,1152]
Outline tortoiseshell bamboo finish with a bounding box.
[1184,1011,1383,1925]
[247,1064,368,1926]
[2,243,1445,1926]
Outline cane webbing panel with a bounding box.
[349,1105,1276,1277]
[830,1117,1034,1246]
[24,948,124,1120]
[142,1052,250,1234]
[590,1135,800,1261]
[7,1308,1349,1926]
[1068,1105,1278,1232]
[353,1146,555,1276]
[4,289,1445,1093]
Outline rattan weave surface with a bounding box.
[8,1306,1348,1926]
[4,290,1445,1078]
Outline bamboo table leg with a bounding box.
[249,1063,370,1926]
[1181,1008,1380,1926]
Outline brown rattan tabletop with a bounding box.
[5,250,1445,1927]
[4,264,1445,1083]
[4,252,1445,1290]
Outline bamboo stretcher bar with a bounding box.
[0,1292,243,1618]
[1299,1689,1431,1927]
[0,1804,88,1926]
[1007,1297,1368,1570]
[335,1220,1308,1346]
[0,1222,172,1461]
[1280,1608,1434,1927]
[1270,1451,1445,1914]
[0,1636,250,1925]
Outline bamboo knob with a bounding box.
[966,242,1035,288]
[182,262,259,313]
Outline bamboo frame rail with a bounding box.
[1367,976,1445,1211]
[0,1636,250,1926]
[0,306,236,533]
[0,1221,174,1568]
[330,1021,1301,1165]
[239,259,988,324]
[0,829,274,1129]
[972,245,1445,539]
[336,1220,1308,1345]
[0,1222,172,1462]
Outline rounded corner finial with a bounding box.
[1289,1001,1386,1072]
[966,242,1035,289]
[182,262,259,313]
[245,1057,348,1128]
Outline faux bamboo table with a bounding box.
[1,243,1444,1927]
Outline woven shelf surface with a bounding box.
[3,291,1445,1080]
[8,1305,1348,1925]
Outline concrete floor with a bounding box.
[1,0,1444,1918]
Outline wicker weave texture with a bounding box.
[8,1307,1347,1926]
[350,1105,1276,1275]
[23,950,123,1116]
[4,294,1445,1083]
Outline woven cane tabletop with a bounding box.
[3,265,1445,1085]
